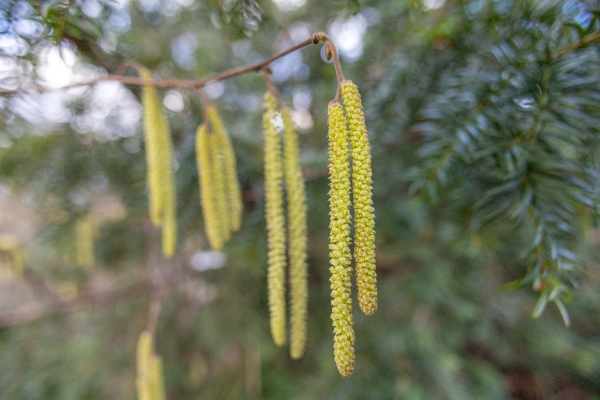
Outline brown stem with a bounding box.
[196,88,211,125]
[551,30,600,60]
[320,34,345,84]
[262,68,285,109]
[1,34,323,94]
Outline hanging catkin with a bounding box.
[196,124,224,250]
[136,330,166,400]
[327,101,355,377]
[281,109,308,359]
[341,80,377,316]
[140,68,177,258]
[75,216,95,268]
[209,130,231,244]
[263,91,287,347]
[207,106,243,232]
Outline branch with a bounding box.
[551,30,600,60]
[0,33,326,94]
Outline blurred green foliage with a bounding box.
[0,0,600,399]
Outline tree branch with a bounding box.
[0,33,326,94]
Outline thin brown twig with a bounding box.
[319,33,345,85]
[551,30,600,60]
[262,68,285,108]
[0,34,323,94]
[196,88,211,124]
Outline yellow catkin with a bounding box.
[0,235,24,279]
[141,68,177,258]
[263,92,287,347]
[209,130,231,244]
[207,106,243,232]
[196,124,224,250]
[141,69,163,227]
[75,216,95,267]
[327,101,355,377]
[136,330,153,400]
[341,80,377,316]
[281,109,308,359]
[149,355,166,400]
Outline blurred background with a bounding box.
[0,0,600,399]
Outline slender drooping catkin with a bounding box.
[341,80,377,316]
[209,130,231,244]
[75,216,95,268]
[207,106,243,232]
[0,235,24,279]
[136,330,166,400]
[196,124,224,250]
[263,92,287,347]
[136,330,153,400]
[327,101,355,377]
[148,356,166,400]
[141,68,177,258]
[281,109,308,359]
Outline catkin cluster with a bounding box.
[327,80,377,377]
[141,68,177,258]
[262,92,309,358]
[136,331,166,400]
[195,106,243,250]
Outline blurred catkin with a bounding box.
[327,101,355,377]
[136,330,165,400]
[136,330,153,400]
[341,80,377,316]
[209,129,231,244]
[140,68,177,258]
[196,124,224,250]
[75,216,95,267]
[263,92,287,347]
[282,109,308,359]
[207,106,243,232]
[0,235,24,280]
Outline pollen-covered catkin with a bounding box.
[263,92,287,347]
[341,80,377,316]
[207,106,243,232]
[140,68,177,258]
[281,109,308,359]
[196,124,224,250]
[327,101,355,377]
[209,130,231,244]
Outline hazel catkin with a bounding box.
[140,68,178,258]
[327,101,355,377]
[209,129,231,244]
[136,330,166,400]
[263,91,287,347]
[281,109,308,359]
[207,106,243,232]
[196,124,224,250]
[341,80,377,316]
[75,216,95,268]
